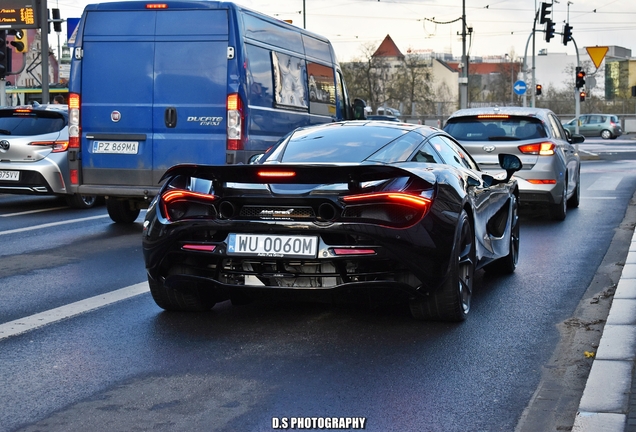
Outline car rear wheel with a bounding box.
[66,193,98,209]
[549,186,567,221]
[106,198,141,223]
[410,209,475,322]
[601,129,612,139]
[148,271,217,312]
[484,196,519,274]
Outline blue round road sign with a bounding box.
[513,80,527,95]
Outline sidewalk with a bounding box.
[573,229,636,431]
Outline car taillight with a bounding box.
[341,192,432,228]
[227,93,244,151]
[68,93,81,149]
[518,142,555,155]
[30,140,69,153]
[160,189,218,222]
[527,179,557,185]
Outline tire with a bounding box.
[601,129,612,139]
[410,209,475,322]
[106,198,141,223]
[484,195,519,274]
[66,193,97,209]
[148,274,217,312]
[567,173,581,209]
[549,185,567,221]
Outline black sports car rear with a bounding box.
[142,121,522,321]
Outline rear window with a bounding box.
[445,115,546,141]
[0,110,66,136]
[276,124,407,163]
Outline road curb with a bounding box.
[573,228,636,431]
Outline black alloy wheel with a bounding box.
[410,209,476,322]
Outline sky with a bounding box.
[49,0,636,63]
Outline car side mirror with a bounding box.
[569,133,585,144]
[248,153,264,164]
[353,98,367,120]
[498,153,523,182]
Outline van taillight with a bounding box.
[227,93,244,151]
[68,93,81,149]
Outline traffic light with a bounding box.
[52,8,62,33]
[575,67,586,89]
[563,24,572,46]
[579,91,586,102]
[9,29,28,54]
[536,84,543,96]
[545,19,555,42]
[0,30,8,79]
[539,2,552,24]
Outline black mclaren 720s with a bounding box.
[142,121,522,322]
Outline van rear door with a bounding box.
[79,7,229,190]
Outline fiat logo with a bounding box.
[0,140,9,152]
[111,111,121,122]
[483,145,496,153]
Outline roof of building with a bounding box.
[372,35,405,59]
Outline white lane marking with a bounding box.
[0,206,68,217]
[0,282,149,341]
[587,176,623,191]
[0,214,110,236]
[581,197,617,199]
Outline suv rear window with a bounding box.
[444,115,546,141]
[0,109,66,136]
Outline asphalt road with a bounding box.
[1,142,636,432]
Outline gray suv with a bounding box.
[562,114,622,139]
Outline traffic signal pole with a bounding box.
[40,0,50,104]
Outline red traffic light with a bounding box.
[535,84,543,96]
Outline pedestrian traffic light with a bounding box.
[579,91,586,102]
[539,2,552,24]
[563,24,572,46]
[545,19,555,42]
[52,8,62,33]
[0,30,8,79]
[536,84,542,96]
[9,29,28,54]
[575,67,586,89]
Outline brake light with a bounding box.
[341,192,432,228]
[257,170,296,178]
[227,93,244,151]
[14,109,32,113]
[70,169,79,185]
[527,179,557,185]
[160,189,218,222]
[332,248,376,256]
[182,244,216,252]
[518,142,555,155]
[68,93,81,149]
[146,3,168,8]
[477,114,510,119]
[31,140,69,153]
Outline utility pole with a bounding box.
[459,0,468,109]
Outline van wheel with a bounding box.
[106,198,141,223]
[66,193,98,209]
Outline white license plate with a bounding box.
[92,141,139,154]
[0,170,19,181]
[227,233,318,258]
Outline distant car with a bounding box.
[365,115,401,122]
[0,104,97,208]
[562,114,622,139]
[142,121,523,322]
[444,107,583,221]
